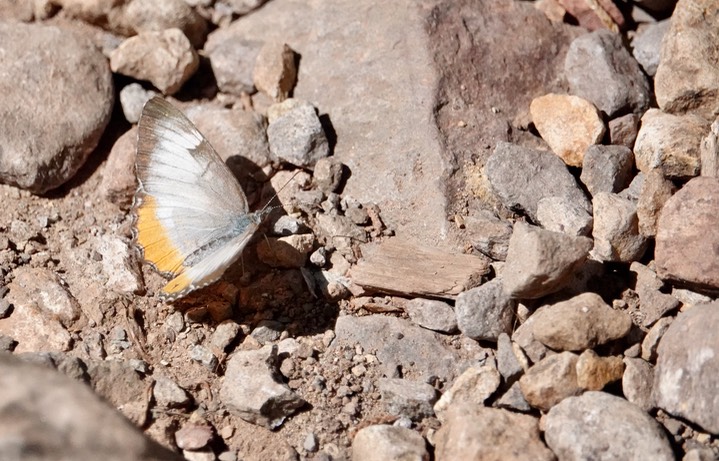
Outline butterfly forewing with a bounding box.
[133,97,260,299]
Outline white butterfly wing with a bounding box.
[133,97,260,299]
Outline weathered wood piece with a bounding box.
[349,239,490,300]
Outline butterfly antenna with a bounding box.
[257,170,303,217]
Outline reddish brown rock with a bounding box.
[655,177,719,292]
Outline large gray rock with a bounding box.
[486,142,590,222]
[565,29,650,117]
[654,301,719,434]
[204,0,458,248]
[545,392,674,460]
[0,22,114,193]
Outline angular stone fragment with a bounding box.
[352,425,428,461]
[636,170,676,238]
[623,357,655,412]
[701,117,719,178]
[631,19,670,77]
[404,298,457,334]
[630,262,681,327]
[633,109,709,179]
[530,93,605,167]
[536,196,593,236]
[253,41,297,102]
[502,223,592,299]
[455,279,515,341]
[433,366,501,422]
[110,29,199,95]
[378,378,438,420]
[267,102,329,167]
[519,351,581,411]
[654,301,719,434]
[608,113,639,149]
[580,144,634,197]
[464,212,513,261]
[205,35,262,96]
[655,0,719,119]
[591,192,647,263]
[575,349,624,391]
[219,346,305,429]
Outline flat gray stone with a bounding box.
[331,315,461,383]
[536,195,593,236]
[377,378,438,420]
[205,33,261,95]
[404,298,457,334]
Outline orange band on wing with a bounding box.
[161,272,193,298]
[136,195,185,274]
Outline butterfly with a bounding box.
[133,97,269,301]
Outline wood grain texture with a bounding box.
[350,239,491,300]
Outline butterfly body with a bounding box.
[133,97,264,301]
